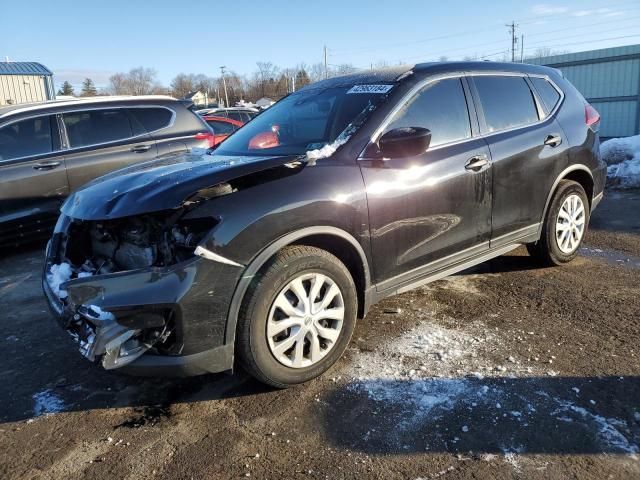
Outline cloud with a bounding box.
[572,8,620,18]
[51,68,115,87]
[532,4,621,18]
[532,4,569,15]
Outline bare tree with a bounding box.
[170,73,196,98]
[107,67,160,95]
[335,63,357,76]
[524,47,570,61]
[108,73,128,95]
[256,61,279,97]
[308,63,326,83]
[127,67,158,95]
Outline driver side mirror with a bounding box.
[379,127,431,159]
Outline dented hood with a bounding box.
[61,151,302,220]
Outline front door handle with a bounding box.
[33,161,61,171]
[131,144,152,153]
[465,155,489,172]
[544,134,562,147]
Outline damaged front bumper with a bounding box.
[42,233,242,376]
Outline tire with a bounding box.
[527,180,590,266]
[237,245,357,388]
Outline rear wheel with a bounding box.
[237,246,357,388]
[527,180,589,266]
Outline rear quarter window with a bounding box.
[473,76,539,132]
[530,77,562,113]
[129,107,173,133]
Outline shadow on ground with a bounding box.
[322,375,640,455]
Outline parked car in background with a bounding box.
[43,62,605,388]
[196,107,258,123]
[203,115,244,146]
[0,96,215,248]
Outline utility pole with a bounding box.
[220,66,229,108]
[506,21,518,62]
[323,45,328,79]
[520,34,524,62]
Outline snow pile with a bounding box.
[601,135,640,189]
[305,137,348,165]
[32,389,66,416]
[46,263,72,299]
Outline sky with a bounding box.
[2,0,640,90]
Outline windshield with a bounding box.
[214,84,394,157]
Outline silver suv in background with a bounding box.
[0,96,215,248]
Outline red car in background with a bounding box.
[203,115,244,146]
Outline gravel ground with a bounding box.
[1,190,639,480]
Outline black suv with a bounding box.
[0,96,214,248]
[43,62,605,387]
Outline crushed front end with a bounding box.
[43,212,241,376]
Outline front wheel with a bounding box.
[236,246,357,388]
[527,180,590,266]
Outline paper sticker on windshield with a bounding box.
[347,84,394,94]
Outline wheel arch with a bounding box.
[224,226,372,346]
[537,164,594,237]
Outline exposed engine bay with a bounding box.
[64,212,216,275]
[45,210,217,370]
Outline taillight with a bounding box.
[195,132,216,148]
[585,104,600,129]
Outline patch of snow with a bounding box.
[46,262,72,299]
[86,305,115,321]
[601,135,640,189]
[548,396,638,454]
[503,452,522,471]
[305,137,348,164]
[32,389,66,416]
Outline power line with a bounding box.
[523,14,640,38]
[523,33,640,52]
[523,27,640,50]
[329,2,640,57]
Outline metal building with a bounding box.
[529,44,640,139]
[0,61,55,106]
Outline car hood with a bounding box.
[61,151,303,220]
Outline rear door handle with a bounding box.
[544,134,562,147]
[33,161,61,171]
[130,144,152,153]
[465,155,489,172]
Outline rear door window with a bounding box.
[129,107,173,133]
[530,77,561,113]
[63,109,133,148]
[385,78,472,147]
[0,116,53,161]
[473,76,539,132]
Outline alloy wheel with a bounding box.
[555,194,586,254]
[267,272,344,368]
